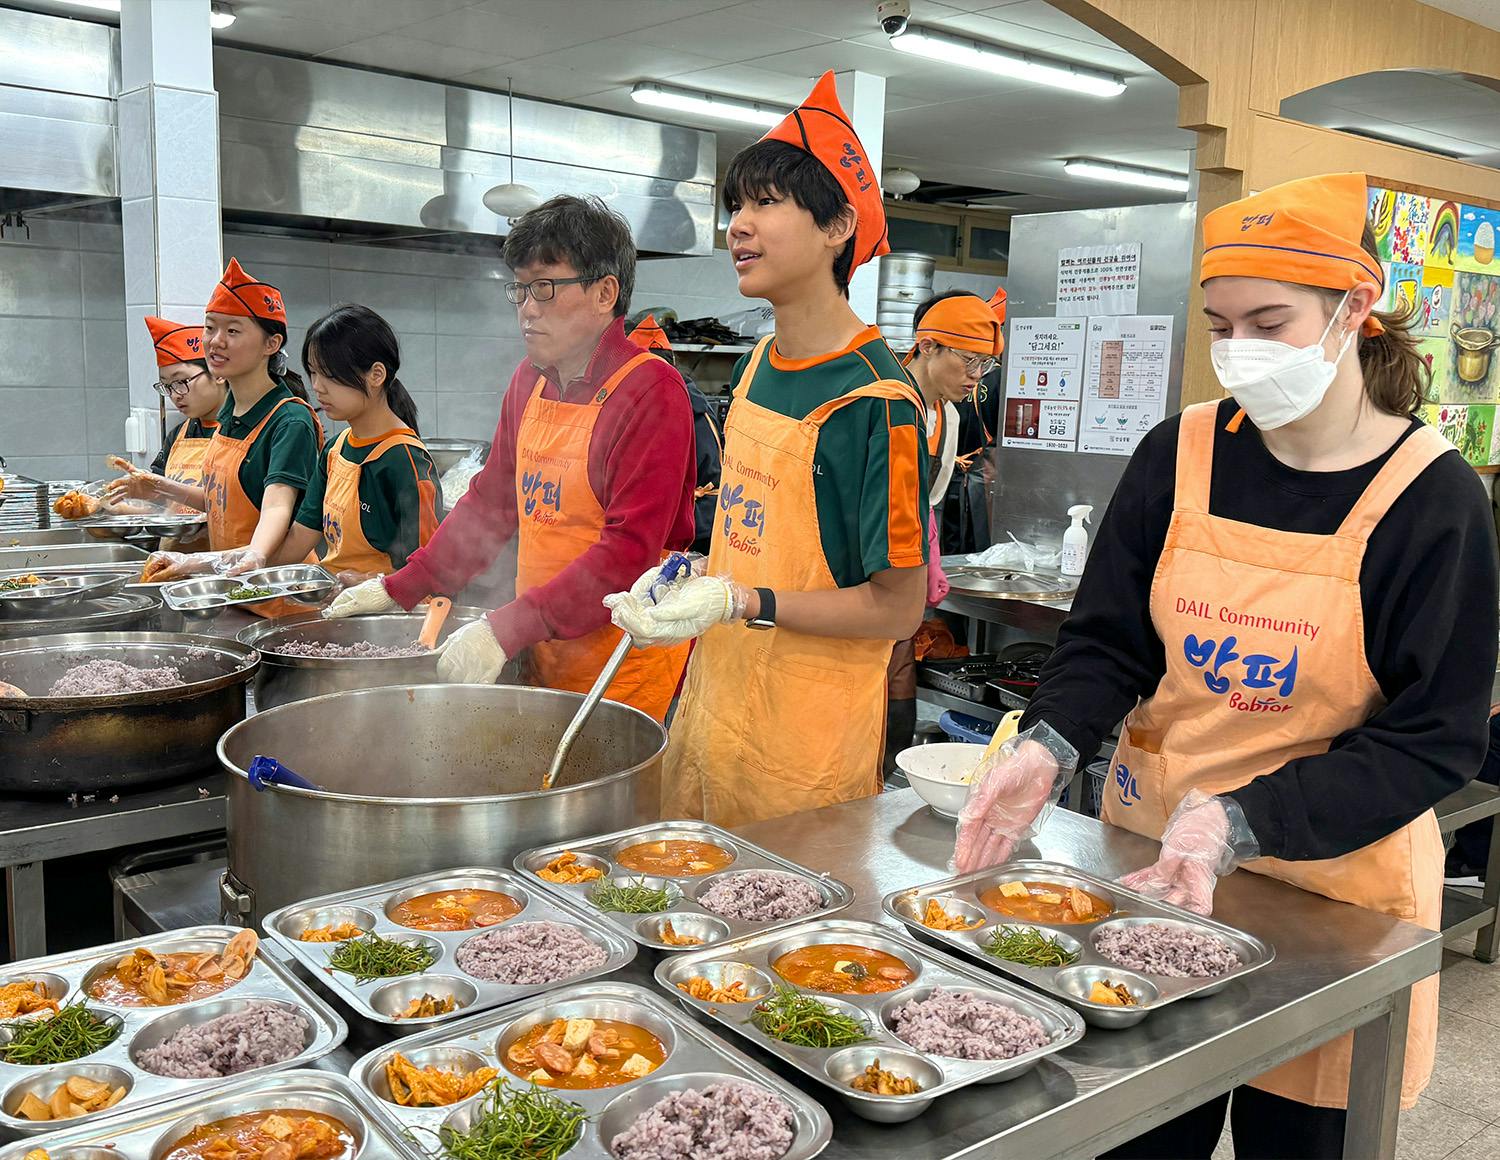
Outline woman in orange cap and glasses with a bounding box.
[124,259,322,586]
[953,173,1498,1157]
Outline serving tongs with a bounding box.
[540,553,693,791]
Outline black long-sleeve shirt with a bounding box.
[1022,398,1498,862]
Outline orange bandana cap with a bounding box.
[205,257,287,326]
[760,71,889,272]
[1201,173,1385,336]
[145,315,205,367]
[629,314,672,353]
[913,294,1003,357]
[987,286,1007,324]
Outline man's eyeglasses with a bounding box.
[954,349,998,378]
[505,275,601,305]
[152,369,210,398]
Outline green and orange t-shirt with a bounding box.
[730,325,929,587]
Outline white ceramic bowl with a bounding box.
[896,742,988,820]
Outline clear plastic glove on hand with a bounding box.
[1118,789,1259,916]
[105,471,164,503]
[620,552,697,606]
[603,574,750,648]
[323,576,399,619]
[952,722,1078,874]
[141,550,218,583]
[435,619,507,684]
[213,548,267,577]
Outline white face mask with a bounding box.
[1209,292,1356,430]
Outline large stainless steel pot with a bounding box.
[0,632,257,793]
[234,608,485,708]
[217,683,666,926]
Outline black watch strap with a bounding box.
[747,587,776,629]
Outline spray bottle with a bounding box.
[1061,504,1093,576]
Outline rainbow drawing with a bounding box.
[1429,201,1460,266]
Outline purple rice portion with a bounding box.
[135,1003,308,1078]
[272,639,428,659]
[696,872,822,923]
[891,988,1050,1061]
[1094,922,1242,978]
[609,1080,794,1160]
[48,658,181,697]
[454,921,607,984]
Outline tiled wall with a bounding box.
[0,217,1003,481]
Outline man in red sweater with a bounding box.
[327,195,696,721]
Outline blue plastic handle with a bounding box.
[646,552,694,605]
[247,755,321,793]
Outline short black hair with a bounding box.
[721,139,856,296]
[912,289,975,330]
[502,194,636,318]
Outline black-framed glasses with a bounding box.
[954,349,998,377]
[152,369,210,398]
[504,275,601,305]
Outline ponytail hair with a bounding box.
[1309,224,1427,419]
[252,317,311,401]
[301,304,421,434]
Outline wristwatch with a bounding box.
[746,587,777,630]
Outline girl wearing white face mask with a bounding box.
[951,173,1497,1160]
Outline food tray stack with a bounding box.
[262,867,636,1028]
[0,1071,414,1160]
[349,981,832,1159]
[0,926,345,1138]
[883,860,1275,1028]
[516,821,854,953]
[654,918,1083,1122]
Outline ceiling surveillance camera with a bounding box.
[877,0,910,36]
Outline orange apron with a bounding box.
[203,395,322,619]
[319,428,434,576]
[514,353,690,722]
[1103,401,1449,1110]
[160,420,215,552]
[663,336,925,826]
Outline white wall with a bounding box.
[0,225,998,481]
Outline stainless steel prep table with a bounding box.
[118,787,1436,1160]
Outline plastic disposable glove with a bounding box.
[436,619,508,684]
[105,471,165,503]
[603,575,751,648]
[620,552,697,607]
[952,721,1078,874]
[141,550,218,583]
[1118,789,1259,916]
[214,548,267,577]
[323,576,399,619]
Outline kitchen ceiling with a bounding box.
[7,0,1499,211]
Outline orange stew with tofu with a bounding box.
[503,1017,666,1090]
[977,881,1113,924]
[161,1111,354,1160]
[87,931,258,1007]
[614,840,733,877]
[388,890,522,932]
[772,943,915,995]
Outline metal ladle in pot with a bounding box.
[540,553,693,791]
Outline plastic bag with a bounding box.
[439,445,487,506]
[964,533,1061,571]
[951,720,1079,874]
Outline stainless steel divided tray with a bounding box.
[654,917,1083,1123]
[516,821,854,952]
[263,867,636,1028]
[882,860,1275,1029]
[0,1070,414,1160]
[162,566,334,615]
[350,980,831,1159]
[0,926,346,1137]
[0,573,124,614]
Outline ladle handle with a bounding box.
[541,632,634,792]
[248,755,321,792]
[418,596,453,650]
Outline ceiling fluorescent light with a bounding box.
[1064,158,1189,192]
[211,3,236,29]
[1330,125,1467,160]
[631,82,787,128]
[889,24,1124,98]
[54,0,235,29]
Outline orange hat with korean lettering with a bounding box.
[908,294,1003,362]
[1201,172,1384,335]
[145,315,205,367]
[629,314,672,353]
[205,257,287,326]
[759,71,889,271]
